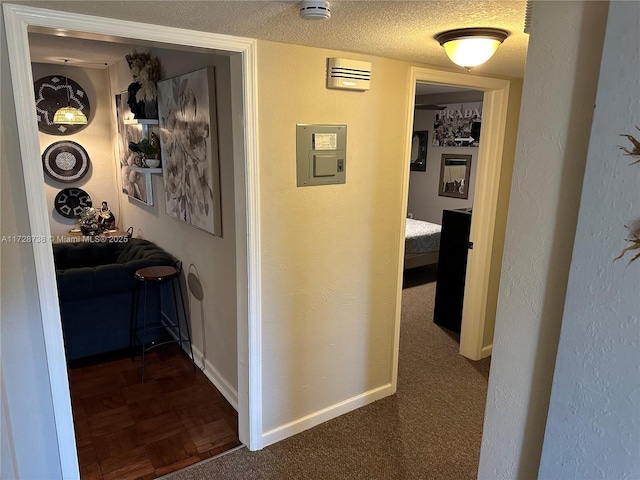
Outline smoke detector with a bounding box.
[299,0,331,20]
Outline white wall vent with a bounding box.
[326,58,372,91]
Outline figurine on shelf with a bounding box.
[98,201,116,231]
[79,206,99,236]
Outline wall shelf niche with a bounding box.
[122,118,161,205]
[124,118,159,125]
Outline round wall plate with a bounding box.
[34,75,91,135]
[54,188,92,218]
[42,141,91,183]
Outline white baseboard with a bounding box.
[261,383,394,448]
[481,344,493,358]
[192,344,239,411]
[161,312,239,410]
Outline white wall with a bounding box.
[538,2,640,478]
[1,21,63,477]
[478,1,609,478]
[31,63,119,236]
[109,48,239,400]
[407,108,477,224]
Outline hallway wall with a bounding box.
[479,1,609,477]
[539,1,640,477]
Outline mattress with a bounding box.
[405,218,441,254]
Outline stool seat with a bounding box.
[134,265,179,282]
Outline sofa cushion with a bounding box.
[116,238,174,264]
[53,241,119,270]
[53,238,175,300]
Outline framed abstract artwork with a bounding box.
[157,66,222,236]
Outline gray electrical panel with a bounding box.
[296,124,346,187]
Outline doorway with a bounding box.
[405,82,483,329]
[391,66,512,389]
[4,5,262,477]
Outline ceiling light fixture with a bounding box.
[53,60,88,125]
[299,0,331,20]
[435,28,509,70]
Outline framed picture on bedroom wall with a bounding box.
[438,154,472,199]
[410,131,428,171]
[432,102,482,147]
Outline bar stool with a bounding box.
[131,262,195,382]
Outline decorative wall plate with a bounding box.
[34,75,91,135]
[54,188,92,218]
[42,141,91,183]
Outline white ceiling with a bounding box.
[27,0,529,78]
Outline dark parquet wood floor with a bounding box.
[68,345,241,480]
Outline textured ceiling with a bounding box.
[26,0,529,78]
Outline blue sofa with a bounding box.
[53,238,175,361]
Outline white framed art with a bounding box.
[157,66,222,236]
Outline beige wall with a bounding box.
[32,63,118,236]
[257,40,411,433]
[482,78,522,348]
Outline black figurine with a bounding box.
[98,201,116,231]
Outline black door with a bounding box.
[433,208,472,333]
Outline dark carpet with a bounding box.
[161,265,491,480]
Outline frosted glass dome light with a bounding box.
[435,28,509,70]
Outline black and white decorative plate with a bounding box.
[54,188,92,219]
[34,75,91,135]
[42,141,91,183]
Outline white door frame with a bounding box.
[392,66,510,380]
[3,4,263,477]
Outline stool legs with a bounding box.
[130,286,139,361]
[141,281,148,383]
[171,276,196,372]
[131,268,196,383]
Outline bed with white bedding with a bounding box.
[404,218,441,269]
